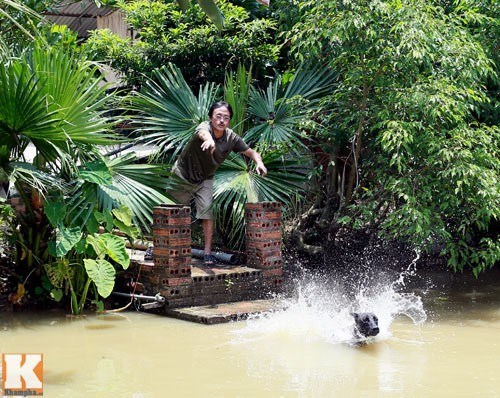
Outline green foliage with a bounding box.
[0,41,117,274]
[50,226,82,258]
[224,64,253,136]
[0,43,117,155]
[195,0,224,30]
[87,233,130,270]
[84,258,116,298]
[0,0,49,51]
[85,0,279,87]
[214,151,309,247]
[67,155,169,234]
[287,0,499,274]
[214,63,334,246]
[0,41,171,311]
[0,199,15,258]
[267,0,302,31]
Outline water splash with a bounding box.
[234,251,427,345]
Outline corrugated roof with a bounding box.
[44,1,115,39]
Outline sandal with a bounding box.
[144,245,154,261]
[203,254,217,266]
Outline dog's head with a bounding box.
[352,312,380,338]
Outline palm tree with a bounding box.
[1,44,113,268]
[1,41,169,216]
[214,63,336,247]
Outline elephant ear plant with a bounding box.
[38,152,171,316]
[44,200,135,316]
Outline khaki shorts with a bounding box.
[169,164,214,220]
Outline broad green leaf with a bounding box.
[94,211,105,224]
[113,219,139,240]
[74,238,87,254]
[86,234,107,258]
[99,233,130,269]
[84,259,116,298]
[112,205,132,227]
[52,226,82,257]
[44,261,75,288]
[44,200,66,227]
[86,213,100,234]
[104,209,115,232]
[95,209,116,232]
[80,160,113,185]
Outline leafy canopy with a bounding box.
[85,0,279,87]
[288,0,499,274]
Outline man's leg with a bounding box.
[202,218,214,255]
[168,164,195,205]
[194,179,215,263]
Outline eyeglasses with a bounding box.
[214,115,230,122]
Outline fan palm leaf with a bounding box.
[214,151,308,246]
[67,153,170,233]
[8,162,68,197]
[0,43,123,200]
[282,62,337,100]
[245,63,336,148]
[27,46,118,146]
[1,45,119,167]
[224,64,252,136]
[131,64,219,163]
[0,61,57,140]
[246,81,305,148]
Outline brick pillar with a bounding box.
[245,202,283,287]
[152,205,193,306]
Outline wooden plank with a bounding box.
[165,299,280,324]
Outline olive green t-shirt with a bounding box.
[175,121,249,183]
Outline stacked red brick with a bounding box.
[245,202,283,287]
[152,204,193,307]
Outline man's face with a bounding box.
[210,106,231,135]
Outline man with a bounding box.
[147,101,267,265]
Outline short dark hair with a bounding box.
[209,101,233,119]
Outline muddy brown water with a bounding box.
[1,267,499,398]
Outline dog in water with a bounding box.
[351,312,380,343]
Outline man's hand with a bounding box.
[200,138,215,152]
[198,129,215,153]
[241,148,267,176]
[255,163,267,177]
